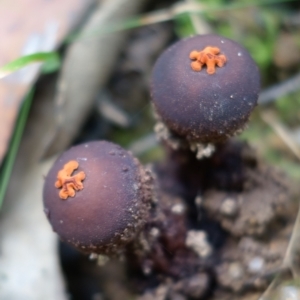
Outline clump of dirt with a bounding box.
[203,163,291,237]
[216,235,287,292]
[121,140,298,300]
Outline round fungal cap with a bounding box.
[151,34,260,144]
[43,141,153,255]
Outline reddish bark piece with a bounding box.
[0,0,94,164]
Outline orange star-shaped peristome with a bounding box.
[55,160,86,199]
[189,46,227,74]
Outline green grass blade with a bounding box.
[0,52,60,79]
[0,88,35,209]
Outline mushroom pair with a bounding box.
[43,34,260,256]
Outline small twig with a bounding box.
[259,269,292,300]
[259,72,300,105]
[184,0,212,34]
[67,0,298,42]
[138,2,201,26]
[260,110,300,161]
[282,201,300,278]
[259,203,300,300]
[67,2,206,42]
[123,0,298,32]
[259,278,278,300]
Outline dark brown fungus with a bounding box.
[43,141,153,255]
[151,34,260,144]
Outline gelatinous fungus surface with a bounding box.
[43,141,153,255]
[151,34,260,144]
[55,161,85,199]
[189,46,227,74]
